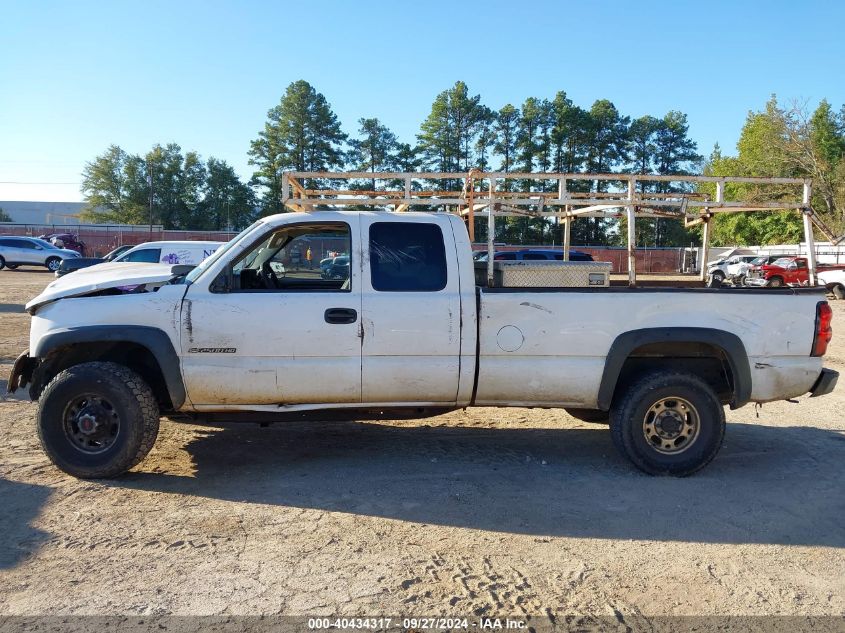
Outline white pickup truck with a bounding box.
[9,211,838,479]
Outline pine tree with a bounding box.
[654,111,702,178]
[549,93,589,177]
[473,106,496,171]
[418,91,453,173]
[348,118,399,190]
[418,81,486,188]
[628,115,660,175]
[583,100,629,244]
[494,104,519,183]
[248,80,346,212]
[584,99,629,181]
[516,97,542,174]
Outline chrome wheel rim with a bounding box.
[48,259,60,271]
[642,396,700,454]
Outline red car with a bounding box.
[745,256,845,287]
[38,233,85,256]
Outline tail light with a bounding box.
[811,301,833,357]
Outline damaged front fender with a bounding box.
[7,350,37,394]
[25,262,194,314]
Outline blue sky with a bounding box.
[1,0,843,202]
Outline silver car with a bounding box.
[0,236,81,272]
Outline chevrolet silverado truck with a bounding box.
[8,211,839,479]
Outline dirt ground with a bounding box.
[0,270,843,624]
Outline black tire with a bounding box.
[733,275,745,287]
[6,264,18,269]
[0,255,5,270]
[37,362,160,478]
[609,371,725,476]
[565,407,610,424]
[45,257,61,272]
[710,271,725,283]
[767,276,784,288]
[833,284,845,301]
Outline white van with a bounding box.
[114,241,224,266]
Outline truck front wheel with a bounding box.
[37,362,160,478]
[610,371,725,476]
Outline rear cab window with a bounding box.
[369,222,447,292]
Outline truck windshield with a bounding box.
[183,220,265,284]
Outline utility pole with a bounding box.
[147,158,154,237]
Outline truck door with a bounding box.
[359,216,462,403]
[180,218,362,406]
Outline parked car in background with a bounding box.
[746,257,808,287]
[476,249,594,262]
[55,244,134,277]
[708,254,757,284]
[817,269,845,300]
[111,241,223,266]
[745,256,845,288]
[723,255,764,286]
[38,233,86,255]
[0,236,81,271]
[321,254,350,279]
[732,255,781,286]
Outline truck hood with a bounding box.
[26,262,194,313]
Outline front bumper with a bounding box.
[809,368,838,397]
[7,350,36,394]
[744,277,768,287]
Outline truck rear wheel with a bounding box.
[37,362,160,478]
[565,408,609,423]
[610,371,725,476]
[832,284,845,300]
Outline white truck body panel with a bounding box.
[817,269,845,287]
[29,284,186,358]
[23,211,831,415]
[476,289,822,407]
[358,213,463,403]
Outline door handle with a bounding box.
[324,308,357,324]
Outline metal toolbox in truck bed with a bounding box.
[474,260,612,288]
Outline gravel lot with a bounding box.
[0,270,843,624]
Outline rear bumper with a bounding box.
[809,368,838,397]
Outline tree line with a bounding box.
[81,80,844,246]
[81,144,256,230]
